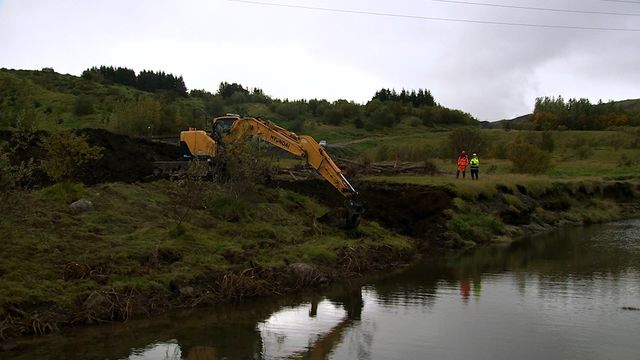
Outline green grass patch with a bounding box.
[0,181,414,318]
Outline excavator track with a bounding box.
[152,161,190,177]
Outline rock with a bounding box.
[1,341,19,352]
[69,198,93,214]
[179,286,194,297]
[288,263,319,283]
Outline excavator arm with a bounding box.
[221,117,357,198]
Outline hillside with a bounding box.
[0,67,478,140]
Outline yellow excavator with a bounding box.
[178,114,363,228]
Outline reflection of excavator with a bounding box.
[179,114,363,228]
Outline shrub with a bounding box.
[487,164,498,174]
[0,123,37,191]
[216,139,274,197]
[618,153,635,167]
[446,127,487,158]
[540,131,555,152]
[508,142,552,174]
[575,145,594,160]
[74,95,95,116]
[41,130,103,182]
[490,140,508,159]
[369,106,396,128]
[107,98,161,137]
[375,144,391,162]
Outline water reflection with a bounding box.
[7,220,640,360]
[126,341,181,360]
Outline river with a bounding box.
[7,219,640,359]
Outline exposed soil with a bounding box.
[1,129,180,185]
[77,129,180,184]
[270,178,455,249]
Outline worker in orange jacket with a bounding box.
[456,150,469,179]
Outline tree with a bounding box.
[446,127,487,157]
[218,82,249,99]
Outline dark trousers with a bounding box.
[456,170,466,178]
[471,168,479,180]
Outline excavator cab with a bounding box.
[211,115,240,138]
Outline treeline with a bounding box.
[81,66,187,97]
[189,82,475,132]
[372,88,435,107]
[0,67,476,138]
[532,96,640,130]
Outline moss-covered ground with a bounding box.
[0,181,413,339]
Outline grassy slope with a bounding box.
[0,181,412,314]
[0,69,146,130]
[334,127,640,178]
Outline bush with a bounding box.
[575,145,594,160]
[107,98,161,137]
[41,130,103,182]
[366,106,396,129]
[446,127,487,158]
[375,144,391,162]
[216,139,274,196]
[508,142,552,174]
[74,95,95,116]
[540,131,555,152]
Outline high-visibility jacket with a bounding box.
[470,156,479,169]
[457,156,468,171]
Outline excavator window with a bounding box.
[213,117,237,136]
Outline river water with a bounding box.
[7,220,640,359]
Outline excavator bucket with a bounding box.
[317,199,364,229]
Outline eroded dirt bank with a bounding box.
[273,177,640,249]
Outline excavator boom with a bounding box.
[220,117,357,197]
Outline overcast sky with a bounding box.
[1,0,639,121]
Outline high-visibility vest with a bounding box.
[470,157,479,168]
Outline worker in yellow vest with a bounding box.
[469,153,480,180]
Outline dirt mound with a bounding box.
[1,128,180,185]
[77,129,179,184]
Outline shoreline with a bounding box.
[1,177,638,347]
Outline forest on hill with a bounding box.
[530,96,640,130]
[496,96,640,131]
[0,66,476,137]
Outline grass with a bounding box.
[0,181,413,315]
[365,173,559,199]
